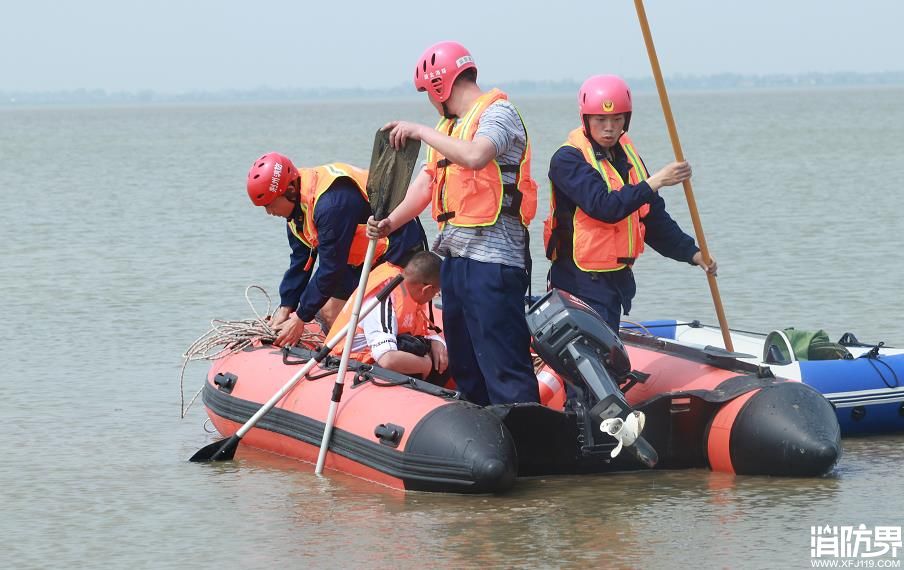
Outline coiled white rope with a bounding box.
[179,285,277,418]
[179,286,329,417]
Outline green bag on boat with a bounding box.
[782,328,851,361]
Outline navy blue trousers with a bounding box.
[441,257,540,406]
[560,288,621,335]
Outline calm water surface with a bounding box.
[2,88,903,568]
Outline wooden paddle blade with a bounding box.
[366,129,421,220]
[189,434,240,462]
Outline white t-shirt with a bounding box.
[350,295,444,362]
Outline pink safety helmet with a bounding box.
[246,152,299,206]
[578,75,633,133]
[413,41,477,103]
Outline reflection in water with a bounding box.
[221,446,856,568]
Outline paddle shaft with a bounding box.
[314,129,419,476]
[314,237,379,475]
[235,291,386,440]
[188,274,403,463]
[633,0,734,352]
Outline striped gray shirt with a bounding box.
[432,99,530,269]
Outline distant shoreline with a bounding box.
[3,71,903,107]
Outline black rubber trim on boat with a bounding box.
[281,345,461,400]
[202,383,504,493]
[685,374,781,403]
[726,382,841,476]
[620,330,772,377]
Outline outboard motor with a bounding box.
[526,289,658,468]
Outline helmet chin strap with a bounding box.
[582,118,627,156]
[289,198,303,219]
[442,102,456,120]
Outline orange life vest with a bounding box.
[544,129,651,272]
[327,263,431,363]
[425,89,537,229]
[287,162,388,266]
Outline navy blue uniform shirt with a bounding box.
[547,141,699,319]
[278,178,426,322]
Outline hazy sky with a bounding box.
[3,0,902,92]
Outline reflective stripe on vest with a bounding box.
[326,263,430,362]
[288,162,388,266]
[425,89,537,229]
[544,129,651,272]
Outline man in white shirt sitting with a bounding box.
[327,251,448,380]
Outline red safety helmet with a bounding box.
[578,75,633,133]
[413,41,477,103]
[246,152,299,206]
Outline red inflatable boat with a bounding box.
[198,290,841,493]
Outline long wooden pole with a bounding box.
[633,0,734,351]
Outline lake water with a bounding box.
[2,87,903,568]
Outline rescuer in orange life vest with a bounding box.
[246,152,426,347]
[326,251,448,381]
[366,41,540,406]
[545,75,717,333]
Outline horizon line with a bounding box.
[3,70,904,106]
